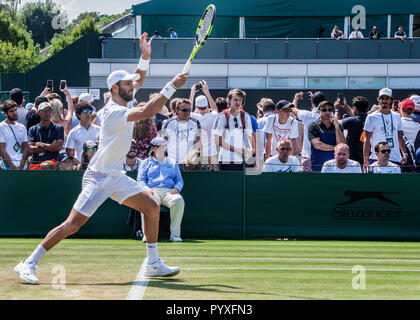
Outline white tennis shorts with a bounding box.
[73,168,146,217]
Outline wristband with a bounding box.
[160,82,176,100]
[137,58,150,71]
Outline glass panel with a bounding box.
[229,77,266,89]
[269,77,305,88]
[348,77,386,89]
[389,77,420,88]
[308,77,346,89]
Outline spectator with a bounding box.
[50,99,67,132]
[363,88,407,169]
[321,143,362,173]
[27,102,64,170]
[368,142,401,174]
[124,139,142,172]
[264,100,299,158]
[264,139,301,172]
[331,25,344,40]
[137,137,185,242]
[394,26,407,40]
[168,28,178,38]
[10,88,27,128]
[349,28,364,39]
[151,31,161,39]
[189,81,219,166]
[369,26,381,39]
[93,91,112,126]
[57,152,77,171]
[133,116,158,160]
[168,97,181,118]
[256,98,276,170]
[415,130,420,172]
[0,100,29,170]
[308,101,346,172]
[213,89,253,171]
[335,96,369,164]
[400,99,420,149]
[150,92,169,132]
[27,96,49,132]
[162,98,201,164]
[215,97,227,113]
[65,101,100,163]
[409,95,420,123]
[76,140,98,170]
[292,91,324,172]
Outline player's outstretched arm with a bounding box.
[127,73,188,122]
[134,33,152,92]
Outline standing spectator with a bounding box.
[10,88,28,128]
[213,89,253,171]
[368,142,401,174]
[256,98,276,170]
[399,99,420,149]
[264,139,301,173]
[394,26,407,40]
[215,97,227,113]
[26,96,49,132]
[363,88,407,169]
[409,95,420,123]
[335,96,369,164]
[168,28,178,38]
[369,26,381,39]
[27,102,64,170]
[65,101,100,163]
[76,140,98,171]
[292,91,324,171]
[133,117,158,160]
[57,152,77,171]
[124,139,142,172]
[308,101,346,172]
[415,130,420,172]
[137,137,185,242]
[162,99,201,164]
[0,100,29,170]
[331,25,344,40]
[349,28,364,39]
[321,143,362,173]
[264,100,299,158]
[93,91,112,126]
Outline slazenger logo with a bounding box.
[332,190,402,221]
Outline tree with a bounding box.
[0,9,30,46]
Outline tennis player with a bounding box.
[15,33,188,284]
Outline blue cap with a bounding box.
[58,152,73,163]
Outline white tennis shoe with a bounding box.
[144,259,180,277]
[170,236,183,242]
[14,260,39,285]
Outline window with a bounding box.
[228,77,266,89]
[308,77,346,89]
[269,77,305,88]
[348,77,386,89]
[389,77,420,89]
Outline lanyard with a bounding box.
[6,123,19,144]
[381,113,393,137]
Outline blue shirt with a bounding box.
[137,157,184,192]
[28,122,64,163]
[170,32,178,39]
[249,115,258,133]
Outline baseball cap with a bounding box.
[379,88,392,98]
[318,101,334,109]
[10,88,24,105]
[275,100,293,110]
[38,102,52,111]
[58,152,73,163]
[83,140,98,150]
[400,99,415,112]
[150,137,167,147]
[195,95,208,108]
[79,92,94,103]
[312,91,326,106]
[25,103,33,110]
[409,95,420,112]
[107,70,140,90]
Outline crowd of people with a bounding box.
[331,25,408,40]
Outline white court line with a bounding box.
[126,258,149,300]
[161,257,420,263]
[182,267,420,272]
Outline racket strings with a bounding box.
[198,8,214,43]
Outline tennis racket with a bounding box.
[182,4,216,74]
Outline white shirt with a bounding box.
[162,117,201,164]
[364,111,403,162]
[0,121,27,167]
[264,155,301,172]
[123,158,142,172]
[213,111,253,163]
[264,116,299,156]
[65,123,101,161]
[321,159,362,173]
[369,161,401,174]
[88,98,134,176]
[17,107,28,128]
[257,114,275,160]
[401,117,420,149]
[349,31,364,39]
[297,108,320,159]
[191,112,218,157]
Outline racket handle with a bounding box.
[182,60,192,74]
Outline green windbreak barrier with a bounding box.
[1,171,419,241]
[391,15,410,35]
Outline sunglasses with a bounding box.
[320,108,334,113]
[234,117,239,128]
[40,109,52,113]
[180,108,191,113]
[279,147,291,151]
[87,147,98,152]
[82,109,93,114]
[380,149,391,154]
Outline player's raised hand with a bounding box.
[139,32,152,60]
[171,73,188,89]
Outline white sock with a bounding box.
[146,243,159,264]
[26,245,47,265]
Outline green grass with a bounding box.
[1,238,420,300]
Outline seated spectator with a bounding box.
[368,142,401,174]
[321,143,362,173]
[394,26,407,40]
[76,140,98,170]
[133,117,157,160]
[264,139,301,173]
[137,137,185,242]
[27,102,64,170]
[151,30,161,39]
[65,101,100,163]
[10,88,28,128]
[349,28,364,39]
[0,100,29,170]
[26,96,49,132]
[57,152,77,171]
[369,26,381,39]
[308,101,346,172]
[168,27,178,39]
[124,139,142,172]
[331,25,344,40]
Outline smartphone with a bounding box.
[338,93,344,105]
[47,80,53,91]
[196,83,203,91]
[60,80,67,90]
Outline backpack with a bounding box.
[223,109,246,130]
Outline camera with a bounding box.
[47,80,53,91]
[196,83,203,91]
[60,80,67,90]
